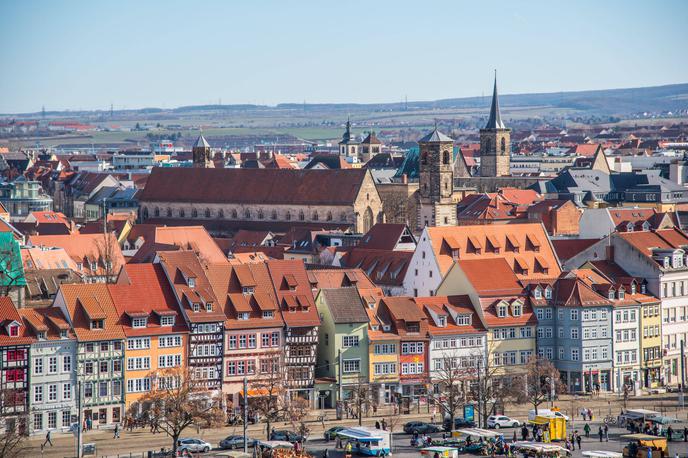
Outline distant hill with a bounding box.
[4,83,687,118]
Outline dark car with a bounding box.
[403,421,439,435]
[443,417,476,431]
[324,426,346,441]
[270,430,304,443]
[219,435,258,449]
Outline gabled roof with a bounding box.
[306,267,377,292]
[457,258,523,296]
[378,296,429,339]
[139,168,370,206]
[357,224,415,251]
[319,287,369,324]
[129,225,227,264]
[413,295,486,336]
[19,306,74,340]
[553,277,613,307]
[0,297,35,345]
[28,233,125,277]
[617,228,688,268]
[551,238,600,261]
[57,283,125,342]
[267,259,320,327]
[338,249,412,288]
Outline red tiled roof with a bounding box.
[139,168,370,206]
[57,284,125,342]
[0,297,35,345]
[413,295,486,336]
[551,238,599,261]
[28,233,125,277]
[457,258,523,296]
[267,260,320,327]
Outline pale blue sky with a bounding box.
[1,0,686,113]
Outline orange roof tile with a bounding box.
[57,284,125,342]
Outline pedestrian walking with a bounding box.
[375,421,380,430]
[603,424,608,442]
[576,432,582,450]
[43,430,53,447]
[113,423,120,439]
[683,426,688,442]
[598,426,604,442]
[381,418,387,430]
[667,425,673,441]
[588,408,593,421]
[570,434,575,450]
[584,423,590,438]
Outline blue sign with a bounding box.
[463,404,475,422]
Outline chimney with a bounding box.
[605,244,614,261]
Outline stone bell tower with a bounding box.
[417,126,457,227]
[480,73,511,177]
[192,133,214,168]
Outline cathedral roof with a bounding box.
[418,128,453,143]
[194,134,210,149]
[485,74,506,130]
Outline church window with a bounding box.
[299,211,305,221]
[143,207,149,219]
[327,212,333,221]
[313,212,318,221]
[205,208,211,218]
[244,209,251,219]
[218,209,224,219]
[485,138,491,152]
[421,152,428,165]
[258,209,264,219]
[271,210,277,220]
[340,212,347,222]
[154,207,160,217]
[443,150,450,165]
[286,211,291,221]
[501,137,506,154]
[231,209,238,219]
[179,209,185,218]
[191,208,198,218]
[166,208,172,217]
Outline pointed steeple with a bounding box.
[485,71,506,130]
[194,133,210,149]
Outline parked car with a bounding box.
[219,435,258,449]
[443,417,476,431]
[177,438,212,453]
[270,430,304,443]
[324,426,346,441]
[528,409,570,421]
[487,415,520,429]
[403,421,440,434]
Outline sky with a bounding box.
[1,0,687,113]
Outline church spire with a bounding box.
[485,70,506,129]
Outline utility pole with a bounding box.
[243,376,248,453]
[337,349,343,403]
[76,380,82,458]
[476,359,482,428]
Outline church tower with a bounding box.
[339,117,360,158]
[417,126,457,228]
[480,74,511,177]
[192,133,214,168]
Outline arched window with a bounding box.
[271,210,277,220]
[218,209,224,219]
[327,211,333,221]
[154,207,160,217]
[377,212,384,223]
[485,138,491,152]
[179,208,185,218]
[166,208,172,217]
[443,150,451,165]
[205,208,211,218]
[143,207,149,219]
[299,211,305,221]
[340,212,347,222]
[312,212,318,221]
[191,208,198,218]
[363,207,373,233]
[244,209,251,219]
[258,209,264,220]
[501,137,506,154]
[286,211,291,221]
[231,209,238,219]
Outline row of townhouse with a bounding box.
[0,253,321,436]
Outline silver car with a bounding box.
[177,438,212,453]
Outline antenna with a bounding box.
[41,105,46,119]
[110,103,113,118]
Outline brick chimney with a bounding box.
[605,244,614,261]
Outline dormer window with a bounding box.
[60,330,68,338]
[512,303,523,317]
[8,324,19,337]
[618,290,625,300]
[132,317,147,328]
[406,322,420,333]
[238,312,249,320]
[438,316,447,327]
[242,286,254,295]
[534,288,542,299]
[451,249,459,260]
[192,303,200,312]
[497,305,508,318]
[188,277,196,288]
[77,262,83,271]
[205,302,213,312]
[631,283,636,294]
[608,290,615,300]
[160,316,175,326]
[673,254,683,268]
[90,262,97,271]
[91,320,104,330]
[545,287,553,300]
[371,325,379,331]
[642,221,650,231]
[262,311,274,319]
[663,257,670,268]
[456,314,471,325]
[37,331,46,340]
[626,222,634,232]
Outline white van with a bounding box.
[528,409,570,421]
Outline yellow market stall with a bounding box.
[529,415,567,442]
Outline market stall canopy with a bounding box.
[582,452,623,458]
[337,427,387,442]
[454,428,503,438]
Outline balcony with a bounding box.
[285,355,316,365]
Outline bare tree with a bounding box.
[141,368,224,453]
[250,353,291,440]
[513,356,566,415]
[0,405,28,458]
[426,351,472,430]
[385,401,403,453]
[349,375,373,426]
[94,232,120,283]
